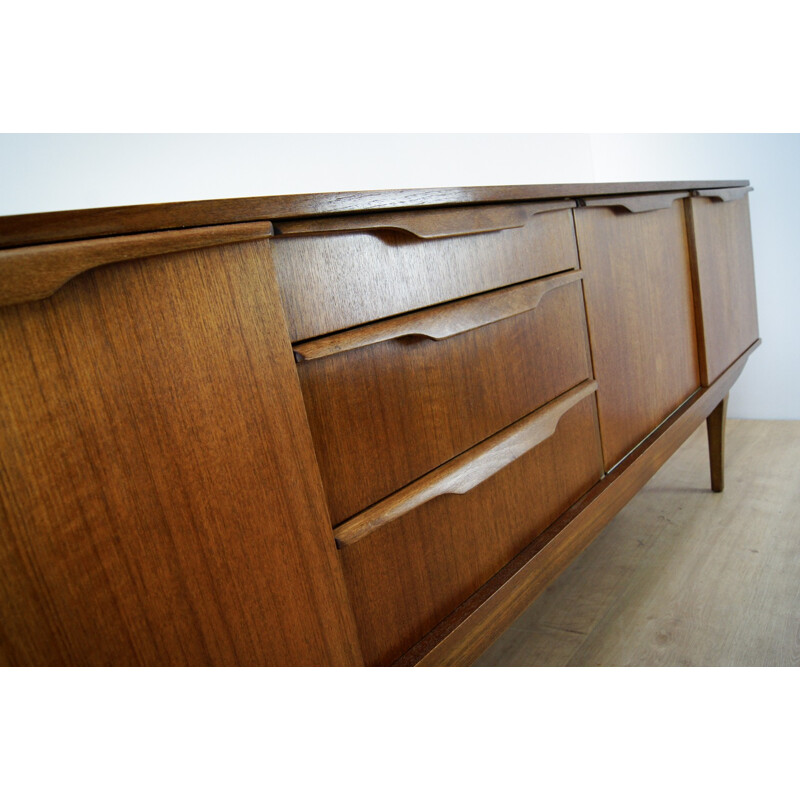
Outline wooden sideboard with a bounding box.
[0,181,760,666]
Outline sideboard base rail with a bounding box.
[395,341,759,667]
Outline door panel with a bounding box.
[575,197,701,470]
[685,190,759,385]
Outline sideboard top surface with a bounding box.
[0,180,750,250]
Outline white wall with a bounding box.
[1,133,796,419]
[0,134,596,214]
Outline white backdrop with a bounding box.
[1,133,796,419]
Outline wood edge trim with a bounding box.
[701,339,761,388]
[683,198,712,385]
[581,191,690,213]
[273,200,576,239]
[293,270,583,362]
[334,380,598,549]
[0,183,749,250]
[394,343,759,666]
[693,186,754,202]
[0,221,274,308]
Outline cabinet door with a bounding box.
[575,193,701,471]
[685,187,759,385]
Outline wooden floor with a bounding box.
[474,419,800,667]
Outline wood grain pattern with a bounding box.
[0,181,749,250]
[575,199,701,471]
[293,270,581,361]
[335,380,598,547]
[0,239,363,666]
[340,393,604,666]
[299,278,593,525]
[0,180,759,668]
[582,191,689,213]
[0,221,274,307]
[477,415,798,667]
[707,394,728,492]
[397,342,758,666]
[272,204,580,340]
[275,202,575,239]
[685,194,759,385]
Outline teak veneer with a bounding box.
[0,181,760,666]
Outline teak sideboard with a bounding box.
[0,181,760,666]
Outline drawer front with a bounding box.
[575,194,701,470]
[270,201,579,341]
[686,189,759,385]
[296,272,594,525]
[336,384,604,666]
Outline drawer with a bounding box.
[336,381,604,666]
[295,271,594,525]
[270,200,579,340]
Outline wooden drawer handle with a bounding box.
[581,192,689,213]
[293,270,582,361]
[693,186,753,202]
[273,200,576,240]
[334,380,598,548]
[0,221,275,307]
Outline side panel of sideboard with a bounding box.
[0,240,363,666]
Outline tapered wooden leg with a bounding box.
[706,394,728,492]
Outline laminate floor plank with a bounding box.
[474,420,800,667]
[474,625,585,668]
